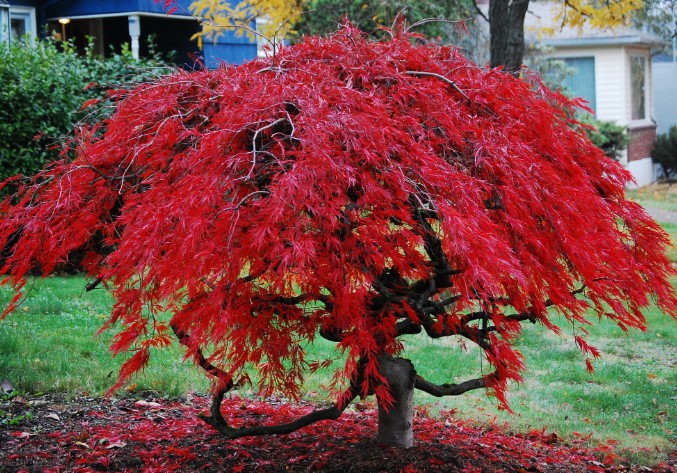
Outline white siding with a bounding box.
[549,46,627,123]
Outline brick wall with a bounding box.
[627,123,656,162]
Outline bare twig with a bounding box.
[405,18,472,34]
[472,0,489,23]
[404,70,470,101]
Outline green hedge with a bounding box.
[581,116,629,161]
[0,37,170,188]
[653,126,677,180]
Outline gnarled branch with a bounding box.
[85,278,103,292]
[171,324,235,389]
[200,386,358,438]
[395,317,422,336]
[200,363,364,439]
[319,326,345,342]
[414,373,491,396]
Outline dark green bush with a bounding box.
[582,117,629,161]
[0,37,170,188]
[653,126,677,180]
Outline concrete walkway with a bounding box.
[645,208,677,225]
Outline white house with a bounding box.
[523,3,665,187]
[0,1,261,68]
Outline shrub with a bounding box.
[0,37,170,188]
[653,126,677,180]
[582,117,629,161]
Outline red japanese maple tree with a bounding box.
[1,27,676,448]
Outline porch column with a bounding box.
[128,14,140,59]
[0,3,9,44]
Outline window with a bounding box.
[630,55,646,121]
[9,6,36,43]
[562,57,596,113]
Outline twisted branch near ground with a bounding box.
[200,385,359,439]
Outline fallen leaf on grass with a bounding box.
[11,396,30,406]
[44,413,60,421]
[134,400,162,409]
[1,380,14,394]
[105,441,127,449]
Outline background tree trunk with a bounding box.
[376,357,416,448]
[489,0,531,72]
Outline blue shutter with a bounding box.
[563,57,596,113]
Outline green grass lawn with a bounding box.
[627,182,677,213]
[626,183,677,263]
[0,277,209,396]
[405,306,676,464]
[1,273,675,464]
[657,222,677,263]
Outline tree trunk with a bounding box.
[376,357,416,448]
[489,0,531,73]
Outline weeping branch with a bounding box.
[395,317,422,336]
[170,291,356,439]
[408,194,460,294]
[170,324,235,390]
[200,368,363,439]
[459,285,588,329]
[319,326,345,342]
[421,295,463,315]
[169,323,238,430]
[414,373,490,396]
[85,278,103,292]
[418,312,452,339]
[200,386,358,438]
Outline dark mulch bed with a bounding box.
[0,393,675,473]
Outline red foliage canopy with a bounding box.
[1,27,675,431]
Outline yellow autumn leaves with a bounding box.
[556,0,644,31]
[187,0,645,48]
[188,0,304,46]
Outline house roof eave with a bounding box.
[45,11,196,22]
[42,0,67,8]
[538,35,667,49]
